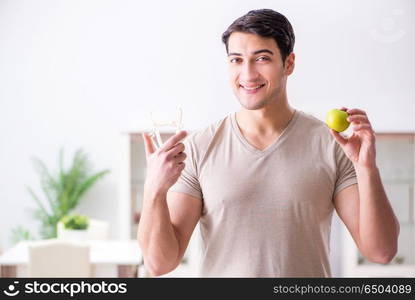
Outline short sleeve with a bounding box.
[333,142,358,197]
[168,138,203,199]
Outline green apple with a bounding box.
[326,109,350,132]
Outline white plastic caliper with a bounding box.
[148,107,183,149]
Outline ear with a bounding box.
[284,52,295,75]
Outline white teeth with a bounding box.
[241,84,264,90]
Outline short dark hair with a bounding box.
[221,9,295,62]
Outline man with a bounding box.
[138,9,399,277]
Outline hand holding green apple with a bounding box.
[326,109,350,132]
[328,107,377,169]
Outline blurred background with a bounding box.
[0,0,414,277]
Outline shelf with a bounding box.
[343,132,415,277]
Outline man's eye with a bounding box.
[257,56,270,61]
[230,58,241,63]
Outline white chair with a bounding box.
[28,239,90,277]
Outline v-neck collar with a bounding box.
[230,109,300,156]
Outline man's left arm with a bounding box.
[331,107,400,264]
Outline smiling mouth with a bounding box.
[239,84,266,91]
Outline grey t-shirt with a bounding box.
[169,109,357,277]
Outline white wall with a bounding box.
[0,0,414,276]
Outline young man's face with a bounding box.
[227,32,294,110]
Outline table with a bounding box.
[0,239,142,277]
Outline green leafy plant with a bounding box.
[10,226,34,245]
[60,214,89,230]
[27,148,110,239]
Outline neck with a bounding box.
[235,94,295,137]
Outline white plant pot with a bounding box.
[58,228,88,242]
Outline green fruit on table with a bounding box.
[326,109,350,132]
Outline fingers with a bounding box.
[347,108,367,116]
[340,107,372,127]
[173,151,187,163]
[142,133,155,157]
[347,114,370,125]
[160,131,187,152]
[351,123,373,132]
[345,109,374,132]
[177,161,186,172]
[166,142,185,157]
[330,129,348,146]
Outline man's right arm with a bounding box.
[138,189,201,276]
[137,131,202,276]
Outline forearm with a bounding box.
[356,165,400,262]
[137,187,180,275]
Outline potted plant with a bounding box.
[27,148,110,239]
[58,214,90,241]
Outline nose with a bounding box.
[239,61,260,83]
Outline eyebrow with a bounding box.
[228,49,274,56]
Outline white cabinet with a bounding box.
[342,133,415,277]
[119,131,175,240]
[118,130,199,277]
